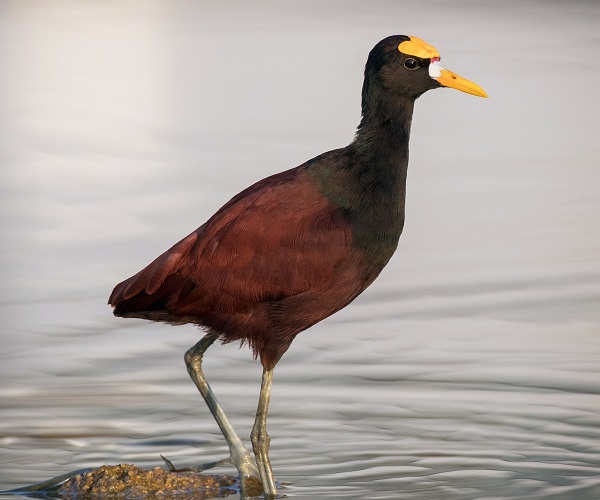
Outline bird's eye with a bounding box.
[403,58,419,70]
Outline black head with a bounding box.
[361,35,487,115]
[363,35,438,102]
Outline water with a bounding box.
[1,1,600,498]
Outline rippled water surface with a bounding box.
[1,1,600,498]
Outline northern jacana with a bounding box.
[109,35,487,497]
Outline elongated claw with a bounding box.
[161,455,179,472]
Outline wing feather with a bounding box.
[109,167,354,320]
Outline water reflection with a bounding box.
[1,0,600,499]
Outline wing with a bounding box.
[109,166,355,322]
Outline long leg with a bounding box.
[184,333,259,480]
[251,367,277,497]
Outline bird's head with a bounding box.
[362,35,487,108]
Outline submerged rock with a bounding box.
[56,463,248,499]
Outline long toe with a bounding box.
[161,455,233,473]
[162,450,260,480]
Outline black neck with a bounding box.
[304,95,415,276]
[350,97,414,196]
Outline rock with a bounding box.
[56,463,244,499]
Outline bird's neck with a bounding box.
[346,99,414,262]
[351,97,413,187]
[307,98,415,277]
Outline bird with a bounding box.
[109,35,487,497]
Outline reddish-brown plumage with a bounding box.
[110,164,372,369]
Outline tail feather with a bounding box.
[109,227,205,319]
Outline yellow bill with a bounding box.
[399,36,488,98]
[429,57,488,98]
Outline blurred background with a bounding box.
[1,1,599,498]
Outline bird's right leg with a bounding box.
[170,333,259,481]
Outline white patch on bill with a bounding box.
[429,60,444,78]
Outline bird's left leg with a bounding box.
[164,333,259,483]
[251,367,277,497]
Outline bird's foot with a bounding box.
[232,448,260,479]
[161,450,259,478]
[161,450,263,496]
[161,453,272,497]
